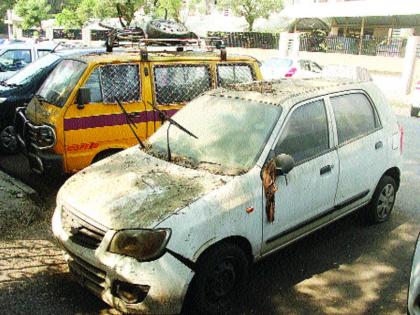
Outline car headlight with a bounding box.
[0,97,7,104]
[109,229,171,261]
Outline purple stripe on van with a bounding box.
[64,109,179,131]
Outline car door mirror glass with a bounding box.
[275,154,295,175]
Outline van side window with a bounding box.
[275,100,329,163]
[100,64,141,103]
[154,65,211,104]
[82,68,102,103]
[330,93,378,144]
[217,64,254,87]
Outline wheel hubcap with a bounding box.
[377,184,395,219]
[1,126,17,151]
[206,259,236,301]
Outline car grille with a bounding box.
[61,207,106,250]
[67,253,106,296]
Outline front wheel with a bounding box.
[365,176,397,224]
[0,126,18,154]
[189,243,249,315]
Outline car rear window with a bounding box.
[153,64,211,105]
[330,93,379,144]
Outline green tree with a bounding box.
[217,0,283,31]
[0,0,16,24]
[14,0,51,29]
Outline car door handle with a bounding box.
[320,165,333,175]
[375,141,383,150]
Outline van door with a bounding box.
[328,92,386,208]
[262,98,339,254]
[63,62,150,172]
[150,62,213,129]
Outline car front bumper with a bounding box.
[52,206,194,314]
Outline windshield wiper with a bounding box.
[148,102,197,162]
[115,96,145,149]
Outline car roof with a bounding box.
[66,50,259,64]
[0,41,57,51]
[209,78,374,109]
[54,48,107,58]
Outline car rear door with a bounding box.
[328,91,387,208]
[262,97,339,254]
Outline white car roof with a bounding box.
[0,41,57,52]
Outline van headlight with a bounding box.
[109,229,171,261]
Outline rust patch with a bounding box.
[262,159,277,223]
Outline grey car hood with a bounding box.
[59,147,229,230]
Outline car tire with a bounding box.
[365,175,397,224]
[0,126,18,155]
[189,243,249,315]
[411,106,419,117]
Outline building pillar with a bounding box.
[402,36,420,95]
[290,32,300,58]
[279,32,290,57]
[358,17,365,55]
[82,27,91,46]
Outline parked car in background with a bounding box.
[322,64,372,82]
[0,48,105,153]
[260,57,322,80]
[0,41,56,82]
[15,49,262,174]
[52,78,402,315]
[410,80,420,117]
[408,233,420,315]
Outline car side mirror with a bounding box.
[77,87,90,109]
[275,154,295,176]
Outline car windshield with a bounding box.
[148,95,282,175]
[6,53,60,86]
[38,59,86,107]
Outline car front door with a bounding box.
[262,97,339,254]
[328,91,386,208]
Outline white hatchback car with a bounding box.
[52,79,403,314]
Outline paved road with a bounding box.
[0,114,419,315]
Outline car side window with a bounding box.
[100,64,141,103]
[299,60,311,71]
[330,93,378,144]
[154,64,211,104]
[37,49,51,58]
[1,49,31,69]
[217,64,254,87]
[82,68,102,103]
[275,99,329,163]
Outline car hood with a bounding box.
[59,147,230,230]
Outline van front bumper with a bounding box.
[52,206,194,314]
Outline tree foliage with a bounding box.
[217,0,283,31]
[14,0,51,29]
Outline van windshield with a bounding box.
[148,95,282,175]
[38,59,86,107]
[6,53,60,86]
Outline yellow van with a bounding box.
[15,50,262,174]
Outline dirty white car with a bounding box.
[52,79,403,314]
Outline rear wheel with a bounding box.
[189,243,249,315]
[365,176,397,224]
[0,126,18,154]
[411,106,419,117]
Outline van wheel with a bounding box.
[92,150,119,163]
[366,176,397,224]
[190,243,249,315]
[411,106,419,117]
[0,126,18,154]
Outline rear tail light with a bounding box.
[285,67,297,78]
[416,80,420,90]
[398,122,404,154]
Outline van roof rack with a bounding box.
[99,21,226,61]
